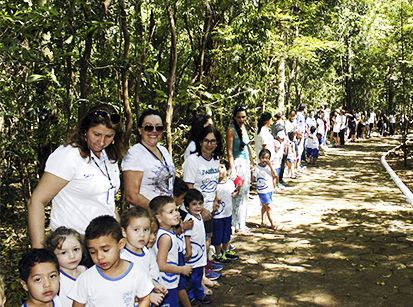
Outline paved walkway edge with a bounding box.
[381,144,413,205]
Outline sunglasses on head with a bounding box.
[143,125,164,132]
[93,110,121,124]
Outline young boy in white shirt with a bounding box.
[69,215,153,307]
[213,160,240,263]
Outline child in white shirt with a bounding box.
[254,149,277,229]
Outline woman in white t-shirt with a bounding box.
[255,112,275,164]
[122,109,176,208]
[28,104,126,248]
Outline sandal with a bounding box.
[203,286,213,295]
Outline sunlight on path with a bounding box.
[215,137,413,307]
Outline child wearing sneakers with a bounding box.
[173,178,193,307]
[19,248,62,307]
[183,189,212,306]
[69,215,153,307]
[120,206,167,306]
[306,126,320,166]
[213,159,240,263]
[254,149,277,229]
[150,196,193,307]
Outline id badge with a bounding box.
[168,175,174,191]
[107,187,116,206]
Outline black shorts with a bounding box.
[204,219,213,234]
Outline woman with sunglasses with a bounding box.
[226,105,253,235]
[122,109,176,208]
[28,104,126,248]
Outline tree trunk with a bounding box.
[165,0,178,154]
[119,0,133,144]
[277,56,286,111]
[133,0,144,133]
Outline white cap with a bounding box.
[276,130,286,139]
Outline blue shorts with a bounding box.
[306,148,319,158]
[275,168,281,177]
[177,253,187,290]
[287,157,295,164]
[160,287,179,307]
[212,216,232,246]
[258,192,272,205]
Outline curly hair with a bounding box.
[66,103,126,162]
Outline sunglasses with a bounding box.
[93,110,121,124]
[143,125,164,132]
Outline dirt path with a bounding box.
[213,137,413,307]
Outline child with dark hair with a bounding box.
[173,178,192,307]
[183,189,212,306]
[306,126,320,166]
[213,159,240,263]
[120,207,167,306]
[150,196,193,307]
[45,227,86,306]
[19,248,62,307]
[286,131,297,179]
[69,215,153,307]
[254,149,277,229]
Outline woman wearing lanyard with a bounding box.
[122,109,176,208]
[28,104,126,248]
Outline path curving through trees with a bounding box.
[214,137,413,307]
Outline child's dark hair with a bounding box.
[149,195,176,216]
[120,206,152,229]
[173,177,189,198]
[45,226,83,251]
[184,189,204,209]
[258,148,271,159]
[85,215,123,242]
[310,126,317,134]
[19,249,59,282]
[288,131,295,141]
[220,159,230,170]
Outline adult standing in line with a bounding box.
[338,109,347,146]
[331,110,341,146]
[367,109,376,138]
[122,109,176,208]
[271,111,289,188]
[255,112,275,163]
[227,105,253,234]
[389,113,396,136]
[28,104,126,248]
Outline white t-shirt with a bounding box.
[214,179,235,219]
[306,117,317,130]
[45,145,120,234]
[68,262,153,307]
[59,270,79,307]
[120,246,160,283]
[184,141,196,161]
[368,112,376,124]
[307,133,319,149]
[287,140,296,160]
[176,233,186,256]
[273,139,284,169]
[316,118,325,135]
[285,120,297,134]
[389,115,396,124]
[151,228,180,289]
[183,154,219,212]
[255,126,275,162]
[184,213,207,268]
[333,116,341,133]
[340,114,347,130]
[121,143,175,201]
[296,111,306,134]
[254,164,274,194]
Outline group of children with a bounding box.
[14,159,240,307]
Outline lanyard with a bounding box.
[140,142,171,175]
[92,157,115,189]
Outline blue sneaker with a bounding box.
[209,261,224,272]
[205,269,221,281]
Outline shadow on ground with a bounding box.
[213,136,413,307]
